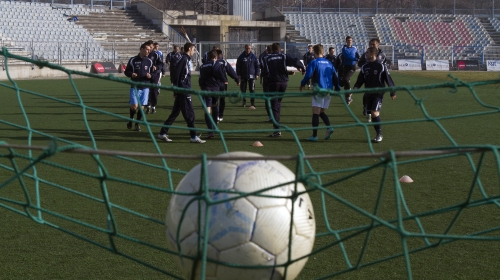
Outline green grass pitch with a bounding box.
[1,70,500,279]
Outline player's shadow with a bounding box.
[10,112,106,116]
[0,128,155,143]
[211,135,301,143]
[328,137,371,143]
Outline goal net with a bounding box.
[1,47,499,279]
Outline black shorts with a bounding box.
[366,95,383,112]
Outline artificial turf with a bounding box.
[1,70,499,279]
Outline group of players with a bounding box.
[300,36,396,142]
[124,36,395,144]
[124,40,208,143]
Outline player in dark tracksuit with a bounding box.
[324,47,336,65]
[157,43,205,143]
[236,44,260,108]
[124,43,153,132]
[259,45,272,91]
[358,38,389,116]
[353,47,396,143]
[261,43,305,137]
[259,45,272,121]
[334,53,344,88]
[165,45,182,85]
[199,50,225,139]
[202,45,219,64]
[302,45,315,89]
[342,36,361,105]
[146,43,165,114]
[214,49,239,122]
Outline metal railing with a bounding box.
[1,39,496,69]
[281,7,500,17]
[2,0,132,10]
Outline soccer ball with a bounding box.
[165,151,315,280]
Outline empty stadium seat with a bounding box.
[285,12,369,47]
[372,14,492,60]
[0,2,104,62]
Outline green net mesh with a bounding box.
[1,47,500,279]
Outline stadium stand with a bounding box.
[0,1,108,62]
[284,13,369,48]
[75,8,171,63]
[284,12,493,62]
[0,1,171,63]
[373,14,494,60]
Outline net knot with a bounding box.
[43,139,58,158]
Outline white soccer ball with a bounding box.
[165,151,316,280]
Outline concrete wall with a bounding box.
[133,5,287,42]
[0,64,123,80]
[260,28,276,41]
[164,10,197,18]
[164,14,287,42]
[264,7,286,21]
[133,1,164,31]
[196,26,224,42]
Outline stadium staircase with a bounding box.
[284,20,311,44]
[76,8,170,63]
[283,18,311,61]
[479,18,500,45]
[362,16,378,41]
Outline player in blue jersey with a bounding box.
[299,44,341,142]
[154,42,164,62]
[124,43,153,132]
[341,36,360,105]
[353,47,396,143]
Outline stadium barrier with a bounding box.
[2,38,500,76]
